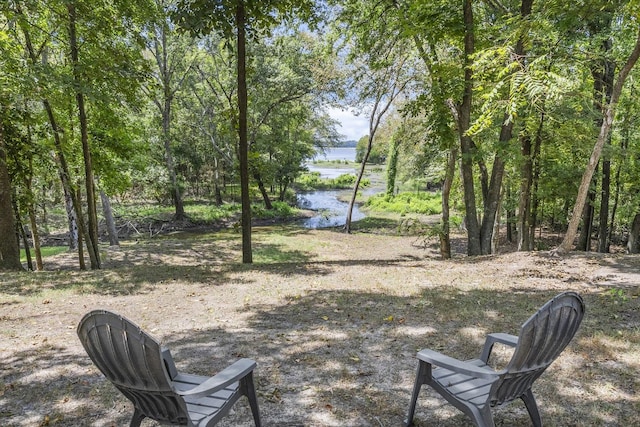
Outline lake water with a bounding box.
[307,147,357,179]
[297,190,365,229]
[299,147,363,229]
[313,147,356,162]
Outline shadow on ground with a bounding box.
[3,287,637,426]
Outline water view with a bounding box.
[313,147,357,162]
[299,147,363,229]
[297,190,365,229]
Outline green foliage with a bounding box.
[172,0,320,40]
[114,201,239,223]
[295,172,369,191]
[366,192,442,215]
[252,200,296,219]
[355,134,387,164]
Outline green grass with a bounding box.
[365,191,442,215]
[20,246,68,262]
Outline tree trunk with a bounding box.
[24,122,44,270]
[236,3,252,263]
[17,5,90,269]
[480,145,507,255]
[577,186,595,251]
[14,200,32,271]
[386,134,400,197]
[529,124,543,247]
[253,170,273,210]
[506,184,515,243]
[100,190,120,246]
[520,108,545,250]
[597,52,615,253]
[459,0,481,255]
[345,135,373,234]
[608,126,627,251]
[517,133,533,250]
[440,146,457,259]
[555,27,640,255]
[62,180,79,250]
[68,3,100,269]
[152,21,186,220]
[214,156,223,206]
[76,187,86,270]
[479,0,533,255]
[628,214,640,254]
[28,206,43,270]
[0,115,23,271]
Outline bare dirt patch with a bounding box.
[1,227,640,426]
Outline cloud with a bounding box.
[327,107,369,141]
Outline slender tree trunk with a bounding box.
[628,213,640,254]
[518,132,533,250]
[76,187,86,270]
[519,109,545,250]
[597,54,615,253]
[555,27,640,255]
[440,146,457,259]
[480,141,507,255]
[68,3,100,269]
[152,22,185,220]
[214,156,223,205]
[100,190,119,246]
[17,6,89,269]
[506,184,515,243]
[61,178,79,250]
[479,0,533,255]
[17,224,32,270]
[236,3,252,263]
[529,123,543,247]
[345,135,371,233]
[607,128,627,252]
[253,170,273,210]
[577,185,595,251]
[0,115,23,271]
[14,199,32,270]
[24,120,43,270]
[28,206,43,270]
[162,97,185,220]
[597,148,611,252]
[345,64,408,233]
[386,134,400,197]
[459,0,481,255]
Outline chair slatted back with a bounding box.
[490,292,584,406]
[78,310,189,424]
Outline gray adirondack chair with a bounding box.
[77,309,261,427]
[405,291,584,427]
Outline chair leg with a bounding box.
[130,408,145,427]
[521,390,542,427]
[468,405,495,427]
[404,361,431,427]
[241,372,262,427]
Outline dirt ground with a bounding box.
[1,226,639,426]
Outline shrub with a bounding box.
[365,192,442,215]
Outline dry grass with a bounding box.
[1,226,639,426]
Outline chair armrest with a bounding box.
[175,358,257,399]
[417,349,498,379]
[480,333,519,362]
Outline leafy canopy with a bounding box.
[171,0,320,38]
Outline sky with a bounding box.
[327,107,369,142]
